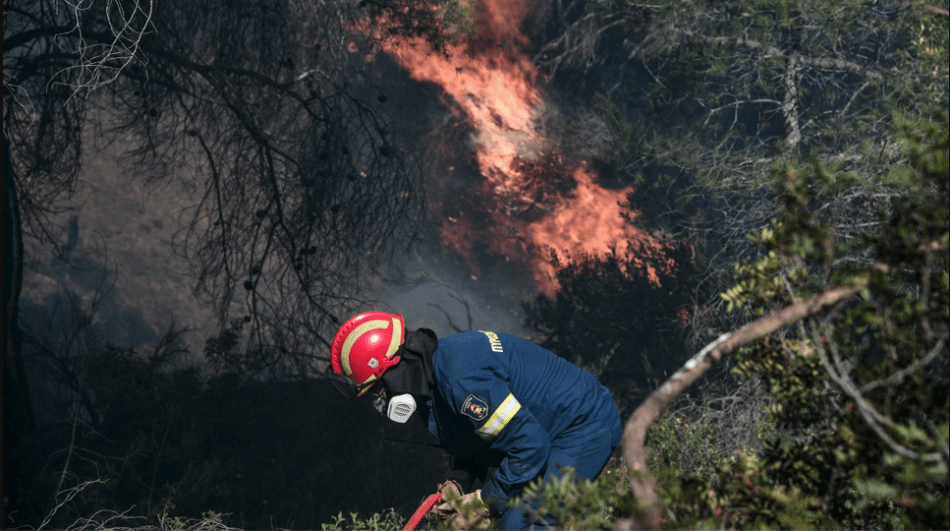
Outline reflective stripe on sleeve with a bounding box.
[476,393,522,440]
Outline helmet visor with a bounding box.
[325,367,359,399]
[325,366,381,399]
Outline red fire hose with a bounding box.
[403,492,442,531]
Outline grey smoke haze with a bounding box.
[21,139,535,365]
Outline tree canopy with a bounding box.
[4,0,427,371]
[536,0,948,265]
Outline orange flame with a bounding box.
[376,0,669,294]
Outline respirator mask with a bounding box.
[327,328,436,423]
[373,393,417,423]
[370,331,436,424]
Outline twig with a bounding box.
[38,478,108,531]
[812,319,946,464]
[859,334,947,393]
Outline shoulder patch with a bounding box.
[460,394,489,422]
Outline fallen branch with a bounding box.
[616,281,865,529]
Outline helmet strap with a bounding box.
[379,329,438,397]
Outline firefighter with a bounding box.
[327,311,622,530]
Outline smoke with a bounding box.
[19,143,222,358]
[368,238,536,340]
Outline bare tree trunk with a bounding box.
[782,55,803,149]
[3,136,37,525]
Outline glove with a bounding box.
[451,490,491,530]
[431,481,491,529]
[432,480,463,518]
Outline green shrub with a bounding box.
[521,110,948,531]
[653,109,949,530]
[510,463,638,530]
[320,509,406,531]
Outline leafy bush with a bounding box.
[652,109,949,530]
[646,378,776,485]
[508,463,637,530]
[320,509,406,531]
[514,110,947,531]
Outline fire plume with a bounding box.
[377,0,668,294]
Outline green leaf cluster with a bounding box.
[510,464,640,530]
[321,509,406,531]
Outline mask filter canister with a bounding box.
[387,394,416,423]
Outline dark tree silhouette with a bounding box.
[4,137,37,527]
[524,242,700,416]
[12,297,447,528]
[4,0,428,373]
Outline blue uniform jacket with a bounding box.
[426,330,619,513]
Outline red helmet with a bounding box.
[331,311,405,396]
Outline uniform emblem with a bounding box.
[461,394,489,421]
[368,357,379,369]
